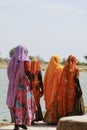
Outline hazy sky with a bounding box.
[0,0,87,62]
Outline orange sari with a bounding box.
[31,59,41,107]
[31,59,43,122]
[43,55,63,124]
[58,55,84,116]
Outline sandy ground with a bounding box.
[0,122,13,127]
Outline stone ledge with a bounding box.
[57,115,87,130]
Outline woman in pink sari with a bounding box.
[6,45,37,130]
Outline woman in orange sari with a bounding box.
[43,55,63,125]
[31,58,43,122]
[58,55,85,117]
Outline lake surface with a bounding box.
[0,69,87,122]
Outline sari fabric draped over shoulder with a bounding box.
[6,45,30,108]
[59,55,84,116]
[43,55,63,111]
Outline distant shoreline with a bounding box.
[0,62,8,69]
[0,62,87,72]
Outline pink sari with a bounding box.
[14,76,36,125]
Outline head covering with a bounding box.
[6,44,30,108]
[43,55,63,110]
[31,58,41,74]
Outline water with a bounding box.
[0,69,87,122]
[79,71,87,105]
[0,69,9,122]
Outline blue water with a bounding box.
[0,69,87,122]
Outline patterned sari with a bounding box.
[6,45,37,126]
[13,76,36,126]
[58,55,85,117]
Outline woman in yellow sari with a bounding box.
[58,55,85,117]
[31,58,43,123]
[43,55,63,125]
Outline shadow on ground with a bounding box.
[30,121,57,128]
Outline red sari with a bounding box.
[58,55,85,117]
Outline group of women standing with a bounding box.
[43,55,85,125]
[6,44,85,130]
